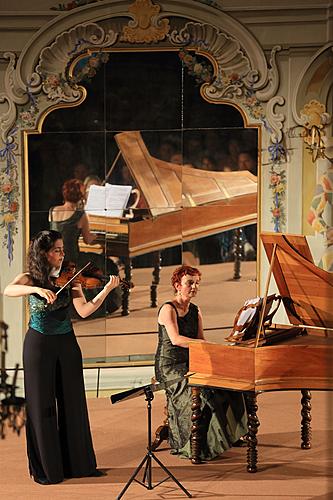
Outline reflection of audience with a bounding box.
[170,152,183,165]
[155,265,248,459]
[49,178,121,314]
[73,162,90,181]
[83,175,102,202]
[200,154,216,171]
[237,150,257,175]
[223,138,241,171]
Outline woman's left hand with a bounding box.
[104,275,120,292]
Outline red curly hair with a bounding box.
[171,265,201,291]
[62,178,85,203]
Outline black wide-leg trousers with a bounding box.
[23,328,97,483]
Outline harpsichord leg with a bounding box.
[245,391,260,473]
[121,258,132,316]
[150,251,161,308]
[190,386,202,464]
[301,389,312,449]
[233,228,244,280]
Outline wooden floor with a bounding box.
[2,260,332,499]
[0,391,332,499]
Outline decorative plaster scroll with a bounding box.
[0,94,18,144]
[121,0,170,43]
[265,95,285,144]
[170,22,252,100]
[36,23,117,102]
[255,45,281,103]
[0,53,27,143]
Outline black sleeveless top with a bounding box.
[155,301,199,381]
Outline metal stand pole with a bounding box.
[117,386,192,499]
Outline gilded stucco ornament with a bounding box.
[300,100,330,132]
[121,0,170,43]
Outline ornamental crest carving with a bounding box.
[121,0,170,43]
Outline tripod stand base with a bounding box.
[117,450,192,499]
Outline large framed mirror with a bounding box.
[26,48,259,366]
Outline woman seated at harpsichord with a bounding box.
[49,178,121,315]
[154,265,248,460]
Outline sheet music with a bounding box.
[85,183,132,217]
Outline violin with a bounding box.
[54,261,130,294]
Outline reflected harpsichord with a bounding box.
[79,131,257,314]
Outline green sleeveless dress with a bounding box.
[155,301,247,460]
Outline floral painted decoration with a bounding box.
[242,88,265,121]
[0,129,19,264]
[267,142,287,232]
[72,52,110,83]
[178,48,213,85]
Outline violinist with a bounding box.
[4,230,120,485]
[49,178,121,315]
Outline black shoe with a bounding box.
[89,469,107,477]
[33,476,51,485]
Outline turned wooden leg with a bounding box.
[301,389,312,449]
[245,391,260,473]
[190,386,202,464]
[150,251,161,308]
[121,258,132,316]
[233,228,244,280]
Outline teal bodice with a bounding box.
[28,288,72,335]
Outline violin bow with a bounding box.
[55,261,92,295]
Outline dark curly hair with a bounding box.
[62,178,85,203]
[171,265,201,292]
[28,230,63,287]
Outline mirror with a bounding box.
[26,49,258,364]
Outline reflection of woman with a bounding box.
[4,230,120,484]
[49,178,121,314]
[49,178,95,264]
[155,265,247,460]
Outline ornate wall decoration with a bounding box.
[0,24,116,264]
[121,0,170,43]
[0,2,288,263]
[178,48,213,85]
[36,23,117,104]
[51,0,99,11]
[0,128,19,264]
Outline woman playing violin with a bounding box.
[4,230,120,485]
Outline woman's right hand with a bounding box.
[35,287,57,304]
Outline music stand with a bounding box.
[110,378,192,499]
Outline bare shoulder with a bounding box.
[11,272,33,285]
[52,205,63,212]
[158,302,176,323]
